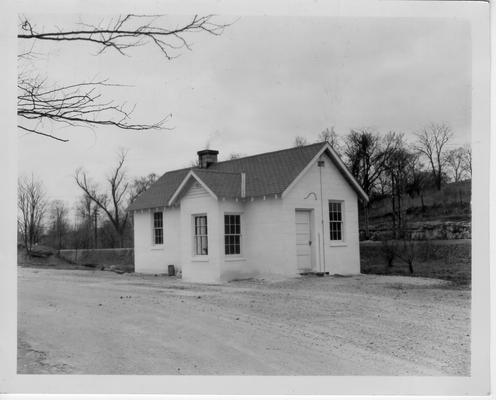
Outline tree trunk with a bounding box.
[391,192,396,239]
[436,171,442,190]
[118,229,125,248]
[24,232,29,255]
[94,210,98,249]
[397,187,402,238]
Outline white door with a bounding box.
[295,210,312,271]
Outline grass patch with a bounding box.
[360,240,471,288]
[362,261,470,287]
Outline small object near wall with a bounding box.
[168,264,176,276]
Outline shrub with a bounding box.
[380,240,396,268]
[395,240,416,274]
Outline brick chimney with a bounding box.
[241,172,246,198]
[197,149,219,168]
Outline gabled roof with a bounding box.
[191,169,242,199]
[166,169,243,206]
[128,141,367,211]
[128,168,190,211]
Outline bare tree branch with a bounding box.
[293,136,308,147]
[18,14,229,59]
[17,14,231,141]
[317,127,342,155]
[129,173,158,204]
[17,77,171,140]
[18,124,69,142]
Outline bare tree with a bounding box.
[405,155,432,212]
[17,175,48,253]
[294,136,308,147]
[375,172,391,197]
[461,144,472,179]
[414,123,454,190]
[18,14,229,141]
[47,200,69,250]
[227,153,246,160]
[129,173,158,204]
[344,130,399,237]
[75,151,130,247]
[446,147,466,183]
[317,127,341,154]
[383,140,415,239]
[73,194,99,249]
[344,130,397,195]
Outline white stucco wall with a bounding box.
[180,182,222,283]
[282,152,360,275]
[133,207,181,274]
[242,198,292,276]
[217,200,257,281]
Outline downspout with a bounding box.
[317,232,322,272]
[318,159,326,274]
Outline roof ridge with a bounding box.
[193,169,242,175]
[161,166,192,176]
[159,141,327,176]
[214,141,327,166]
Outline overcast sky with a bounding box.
[18,14,472,214]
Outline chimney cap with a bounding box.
[197,149,219,156]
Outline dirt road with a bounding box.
[18,267,470,375]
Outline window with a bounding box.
[224,214,241,255]
[153,212,163,245]
[329,201,343,241]
[194,215,208,255]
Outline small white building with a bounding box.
[129,142,368,283]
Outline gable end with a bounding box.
[281,143,369,202]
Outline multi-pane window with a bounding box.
[329,201,343,241]
[153,212,163,245]
[224,214,241,255]
[194,215,208,255]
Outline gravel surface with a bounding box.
[17,267,470,375]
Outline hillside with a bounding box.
[360,180,471,240]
